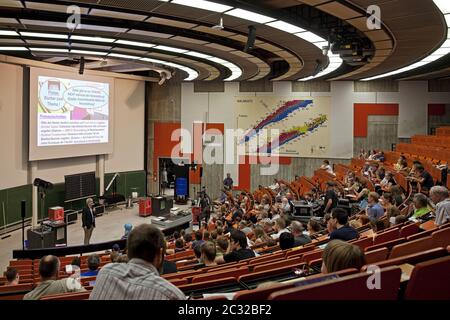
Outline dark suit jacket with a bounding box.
[82,207,96,229]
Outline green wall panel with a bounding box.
[0,170,146,229]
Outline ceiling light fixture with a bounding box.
[225,8,275,24]
[20,32,67,39]
[70,35,115,43]
[172,0,232,13]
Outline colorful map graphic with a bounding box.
[234,96,330,157]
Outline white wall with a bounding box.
[0,62,145,190]
[181,81,450,183]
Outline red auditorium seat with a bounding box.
[268,266,402,300]
[234,269,358,300]
[238,263,307,283]
[399,223,420,238]
[365,247,389,265]
[177,277,237,292]
[0,283,33,300]
[350,237,374,251]
[169,278,189,286]
[285,245,316,258]
[406,229,436,242]
[431,227,450,248]
[248,252,285,265]
[299,250,324,264]
[373,228,400,245]
[403,256,450,300]
[191,266,248,283]
[39,291,91,300]
[388,236,436,259]
[253,257,302,273]
[365,238,406,252]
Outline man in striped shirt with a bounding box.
[90,224,185,300]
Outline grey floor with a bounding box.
[0,202,191,272]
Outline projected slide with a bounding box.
[37,76,109,146]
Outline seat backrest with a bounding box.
[365,247,389,265]
[0,283,33,300]
[253,257,302,273]
[365,238,406,252]
[248,252,285,266]
[285,245,316,258]
[299,250,324,264]
[404,256,450,300]
[388,236,435,259]
[399,223,420,238]
[40,291,91,300]
[406,229,435,242]
[268,266,402,300]
[432,227,450,248]
[373,228,400,245]
[177,277,237,292]
[191,266,248,283]
[169,278,188,286]
[351,237,374,251]
[238,263,307,284]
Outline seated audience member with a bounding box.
[307,219,322,235]
[323,181,339,214]
[408,164,434,192]
[386,206,401,226]
[253,225,272,244]
[24,255,85,300]
[174,239,185,253]
[216,238,229,257]
[110,251,120,263]
[411,193,432,219]
[90,224,185,300]
[378,171,396,193]
[193,244,203,265]
[239,221,252,235]
[370,219,386,233]
[394,156,409,173]
[81,254,100,277]
[203,231,210,242]
[375,166,386,182]
[329,208,359,241]
[366,192,385,221]
[290,221,312,246]
[112,243,121,253]
[344,171,356,189]
[430,186,450,225]
[122,224,133,240]
[279,232,295,250]
[321,240,366,274]
[380,193,395,211]
[162,259,177,275]
[215,230,255,264]
[71,257,81,268]
[183,233,192,248]
[201,242,217,267]
[320,160,336,176]
[5,268,19,286]
[394,215,408,225]
[390,185,405,207]
[357,188,370,210]
[349,220,362,229]
[357,214,371,227]
[281,197,292,214]
[116,255,129,263]
[271,218,289,239]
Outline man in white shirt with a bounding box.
[320,160,336,176]
[271,218,289,240]
[430,186,450,226]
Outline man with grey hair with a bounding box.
[290,220,312,247]
[430,186,450,226]
[82,198,96,245]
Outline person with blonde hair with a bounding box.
[321,240,366,274]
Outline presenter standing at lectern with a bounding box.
[82,198,96,245]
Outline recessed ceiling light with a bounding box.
[71,35,115,43]
[433,0,450,14]
[70,49,108,56]
[108,53,140,59]
[184,51,212,59]
[0,46,28,51]
[116,39,155,48]
[295,31,326,43]
[155,45,188,53]
[172,0,233,13]
[225,8,275,24]
[20,32,67,39]
[31,48,69,52]
[0,30,19,36]
[266,21,305,34]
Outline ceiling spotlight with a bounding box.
[79,56,85,75]
[322,45,329,56]
[212,16,224,30]
[158,71,171,85]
